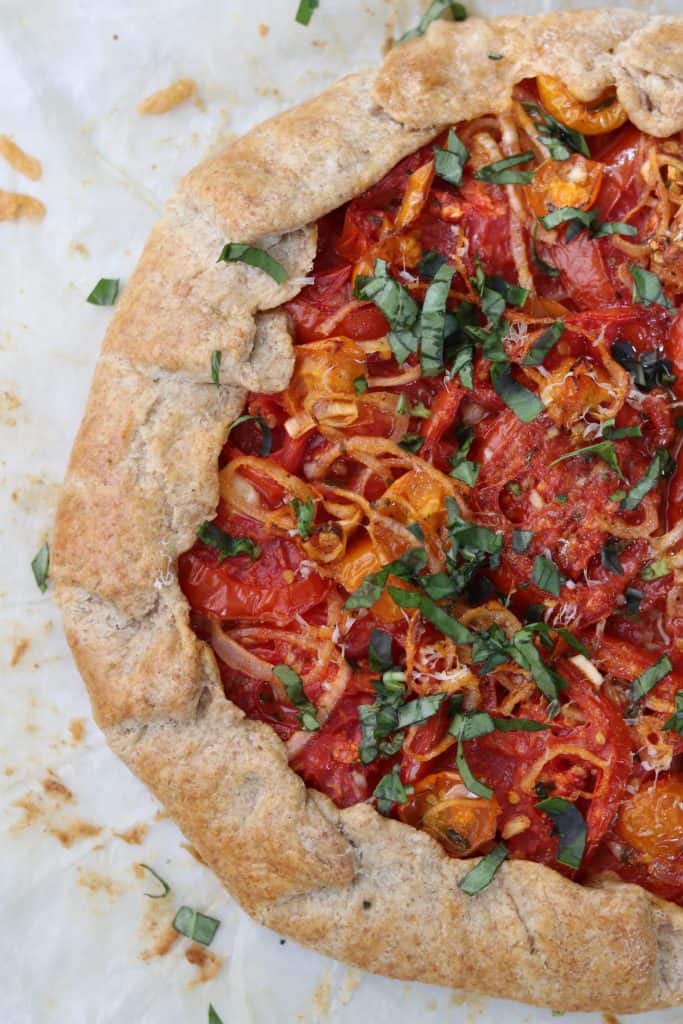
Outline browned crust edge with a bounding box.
[53,10,683,1013]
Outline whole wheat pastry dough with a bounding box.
[54,10,683,1012]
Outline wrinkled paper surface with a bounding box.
[2,1,682,1021]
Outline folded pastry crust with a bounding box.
[54,10,683,1012]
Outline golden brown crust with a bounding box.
[54,9,683,1012]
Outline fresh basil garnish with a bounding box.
[353,375,368,395]
[173,906,220,946]
[550,440,624,480]
[397,0,466,43]
[538,207,637,242]
[449,428,480,486]
[196,521,260,561]
[448,707,495,797]
[86,278,119,306]
[140,863,170,899]
[31,542,50,593]
[290,496,314,539]
[663,691,683,734]
[273,664,320,731]
[602,419,642,440]
[522,101,590,159]
[490,363,543,423]
[434,129,469,187]
[355,259,419,363]
[601,538,624,576]
[397,692,447,729]
[512,529,533,554]
[474,151,535,185]
[398,433,425,453]
[535,797,586,869]
[368,628,393,673]
[640,558,670,581]
[610,341,676,392]
[629,263,672,308]
[522,321,564,366]
[629,655,672,703]
[624,587,643,614]
[532,554,563,596]
[418,250,447,279]
[295,0,319,25]
[530,224,560,277]
[373,765,412,814]
[620,449,674,511]
[226,414,272,456]
[491,716,550,732]
[209,1006,224,1024]
[388,586,474,644]
[344,547,428,609]
[218,243,287,284]
[420,263,456,375]
[459,842,508,895]
[211,350,221,387]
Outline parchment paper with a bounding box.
[2,1,682,1021]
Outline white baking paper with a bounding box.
[2,1,682,1021]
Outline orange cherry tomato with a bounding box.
[335,535,404,622]
[525,154,604,217]
[394,159,435,230]
[537,75,628,136]
[616,778,683,862]
[398,770,501,856]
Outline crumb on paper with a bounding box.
[258,22,269,37]
[114,823,149,845]
[185,944,224,987]
[77,868,123,899]
[13,787,101,847]
[12,793,42,828]
[51,819,101,848]
[0,136,42,180]
[0,190,45,222]
[139,899,179,960]
[0,390,21,426]
[603,1016,623,1024]
[448,990,489,1022]
[311,970,332,1017]
[181,841,207,865]
[338,969,361,1007]
[42,771,74,803]
[4,766,15,777]
[10,636,30,667]
[69,241,89,258]
[154,808,170,821]
[69,717,86,744]
[137,79,199,115]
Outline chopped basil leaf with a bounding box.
[373,765,412,815]
[410,401,432,419]
[663,691,683,735]
[522,321,564,366]
[345,547,428,609]
[368,628,393,673]
[353,375,368,395]
[173,906,220,946]
[490,363,543,423]
[620,449,674,511]
[538,207,636,241]
[602,419,642,440]
[592,220,638,238]
[550,440,624,480]
[197,521,260,561]
[295,0,319,24]
[290,496,314,539]
[218,242,287,284]
[211,350,221,387]
[388,586,474,644]
[507,481,522,497]
[86,278,119,306]
[273,664,320,731]
[629,263,672,308]
[397,692,446,729]
[624,586,643,614]
[420,263,456,375]
[355,259,419,363]
[555,493,568,504]
[208,1006,224,1024]
[398,433,425,453]
[512,529,533,553]
[474,151,535,185]
[610,489,626,502]
[488,51,503,60]
[630,655,672,703]
[522,101,590,159]
[640,558,670,581]
[434,129,469,187]
[532,555,562,597]
[226,414,272,456]
[418,250,447,279]
[601,538,624,576]
[396,393,409,414]
[140,863,170,899]
[535,797,586,869]
[397,0,466,43]
[449,709,495,798]
[491,716,550,732]
[449,429,480,486]
[459,842,508,895]
[449,343,474,390]
[407,522,425,541]
[530,225,560,277]
[31,542,50,593]
[610,341,676,392]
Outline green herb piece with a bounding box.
[624,587,643,614]
[273,664,320,731]
[226,414,272,456]
[522,101,590,159]
[397,0,467,43]
[398,433,425,453]
[535,797,586,869]
[353,375,368,395]
[629,263,672,308]
[173,907,220,946]
[420,263,456,374]
[449,429,480,486]
[368,629,393,673]
[602,419,642,440]
[610,489,626,502]
[31,542,50,593]
[532,555,562,597]
[140,863,170,898]
[601,538,624,576]
[610,341,676,392]
[530,225,560,277]
[418,250,447,279]
[407,522,425,541]
[507,481,522,497]
[449,708,495,798]
[397,692,446,729]
[218,242,287,284]
[197,521,260,561]
[491,717,550,732]
[459,842,508,895]
[640,558,670,581]
[512,529,533,554]
[488,52,503,60]
[474,151,535,185]
[434,129,469,187]
[86,277,119,305]
[344,547,428,609]
[538,207,636,241]
[522,321,564,366]
[555,493,568,504]
[373,765,412,815]
[663,691,683,734]
[621,449,674,511]
[211,350,221,387]
[358,670,407,765]
[208,1005,224,1024]
[355,259,419,363]
[550,440,624,480]
[295,0,319,24]
[290,497,314,540]
[388,586,474,644]
[630,655,672,703]
[490,363,543,423]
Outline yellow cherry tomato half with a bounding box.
[398,770,501,856]
[537,75,628,136]
[616,777,683,862]
[525,154,604,217]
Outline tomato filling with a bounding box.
[180,78,683,903]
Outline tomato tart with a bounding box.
[54,9,683,1013]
